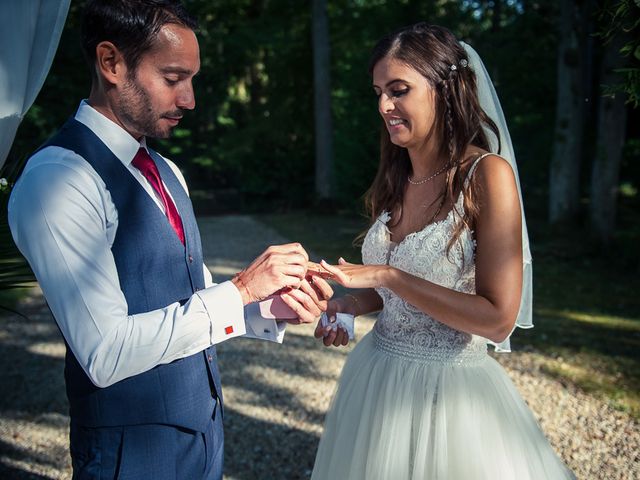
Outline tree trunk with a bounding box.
[549,0,587,224]
[589,34,628,244]
[311,0,333,200]
[492,0,502,33]
[248,0,264,116]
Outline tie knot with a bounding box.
[131,147,157,176]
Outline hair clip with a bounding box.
[450,59,469,71]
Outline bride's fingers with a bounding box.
[323,328,338,347]
[333,327,348,347]
[320,260,351,286]
[338,257,353,265]
[314,321,326,338]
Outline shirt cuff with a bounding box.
[243,302,287,343]
[195,280,246,345]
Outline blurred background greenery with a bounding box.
[1,0,639,417]
[3,1,637,218]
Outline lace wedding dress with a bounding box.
[311,160,574,480]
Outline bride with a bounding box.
[311,23,575,479]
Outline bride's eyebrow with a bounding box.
[372,79,410,89]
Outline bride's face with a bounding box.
[372,56,437,151]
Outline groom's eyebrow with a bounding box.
[160,66,201,77]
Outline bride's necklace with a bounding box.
[407,164,448,185]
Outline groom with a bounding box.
[8,1,332,479]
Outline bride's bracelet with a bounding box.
[343,294,360,316]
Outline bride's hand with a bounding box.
[319,258,390,290]
[314,298,350,347]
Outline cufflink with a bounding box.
[225,326,234,335]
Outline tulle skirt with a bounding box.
[312,331,575,480]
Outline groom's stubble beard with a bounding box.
[118,72,182,139]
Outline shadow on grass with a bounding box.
[215,316,356,479]
[0,461,52,480]
[509,238,640,415]
[524,309,639,358]
[217,328,351,425]
[0,437,66,480]
[0,298,70,479]
[223,408,320,480]
[0,305,67,416]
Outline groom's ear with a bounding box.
[95,41,127,86]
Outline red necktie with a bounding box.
[132,147,185,245]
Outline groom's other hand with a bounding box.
[279,275,333,324]
[232,243,309,304]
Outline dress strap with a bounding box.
[463,152,494,188]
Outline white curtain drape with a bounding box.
[0,0,71,170]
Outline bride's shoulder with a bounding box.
[462,148,513,183]
[471,156,519,209]
[474,155,514,183]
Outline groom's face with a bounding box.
[115,23,200,139]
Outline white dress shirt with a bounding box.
[8,101,285,388]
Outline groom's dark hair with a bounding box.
[81,0,198,82]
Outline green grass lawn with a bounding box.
[261,212,640,419]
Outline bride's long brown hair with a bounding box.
[363,23,500,253]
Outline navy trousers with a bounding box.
[70,403,223,480]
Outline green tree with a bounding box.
[312,0,335,202]
[549,0,590,225]
[589,0,640,243]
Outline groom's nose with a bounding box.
[176,81,196,110]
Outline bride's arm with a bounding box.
[322,156,523,343]
[333,288,383,318]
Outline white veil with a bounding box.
[461,42,533,352]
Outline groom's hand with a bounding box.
[232,243,309,304]
[279,275,334,324]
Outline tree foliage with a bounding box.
[598,0,640,106]
[3,0,636,226]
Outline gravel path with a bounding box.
[0,215,638,479]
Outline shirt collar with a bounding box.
[74,100,148,166]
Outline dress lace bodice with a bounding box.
[362,166,489,364]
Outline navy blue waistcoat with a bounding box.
[44,119,222,433]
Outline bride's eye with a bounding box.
[392,88,409,98]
